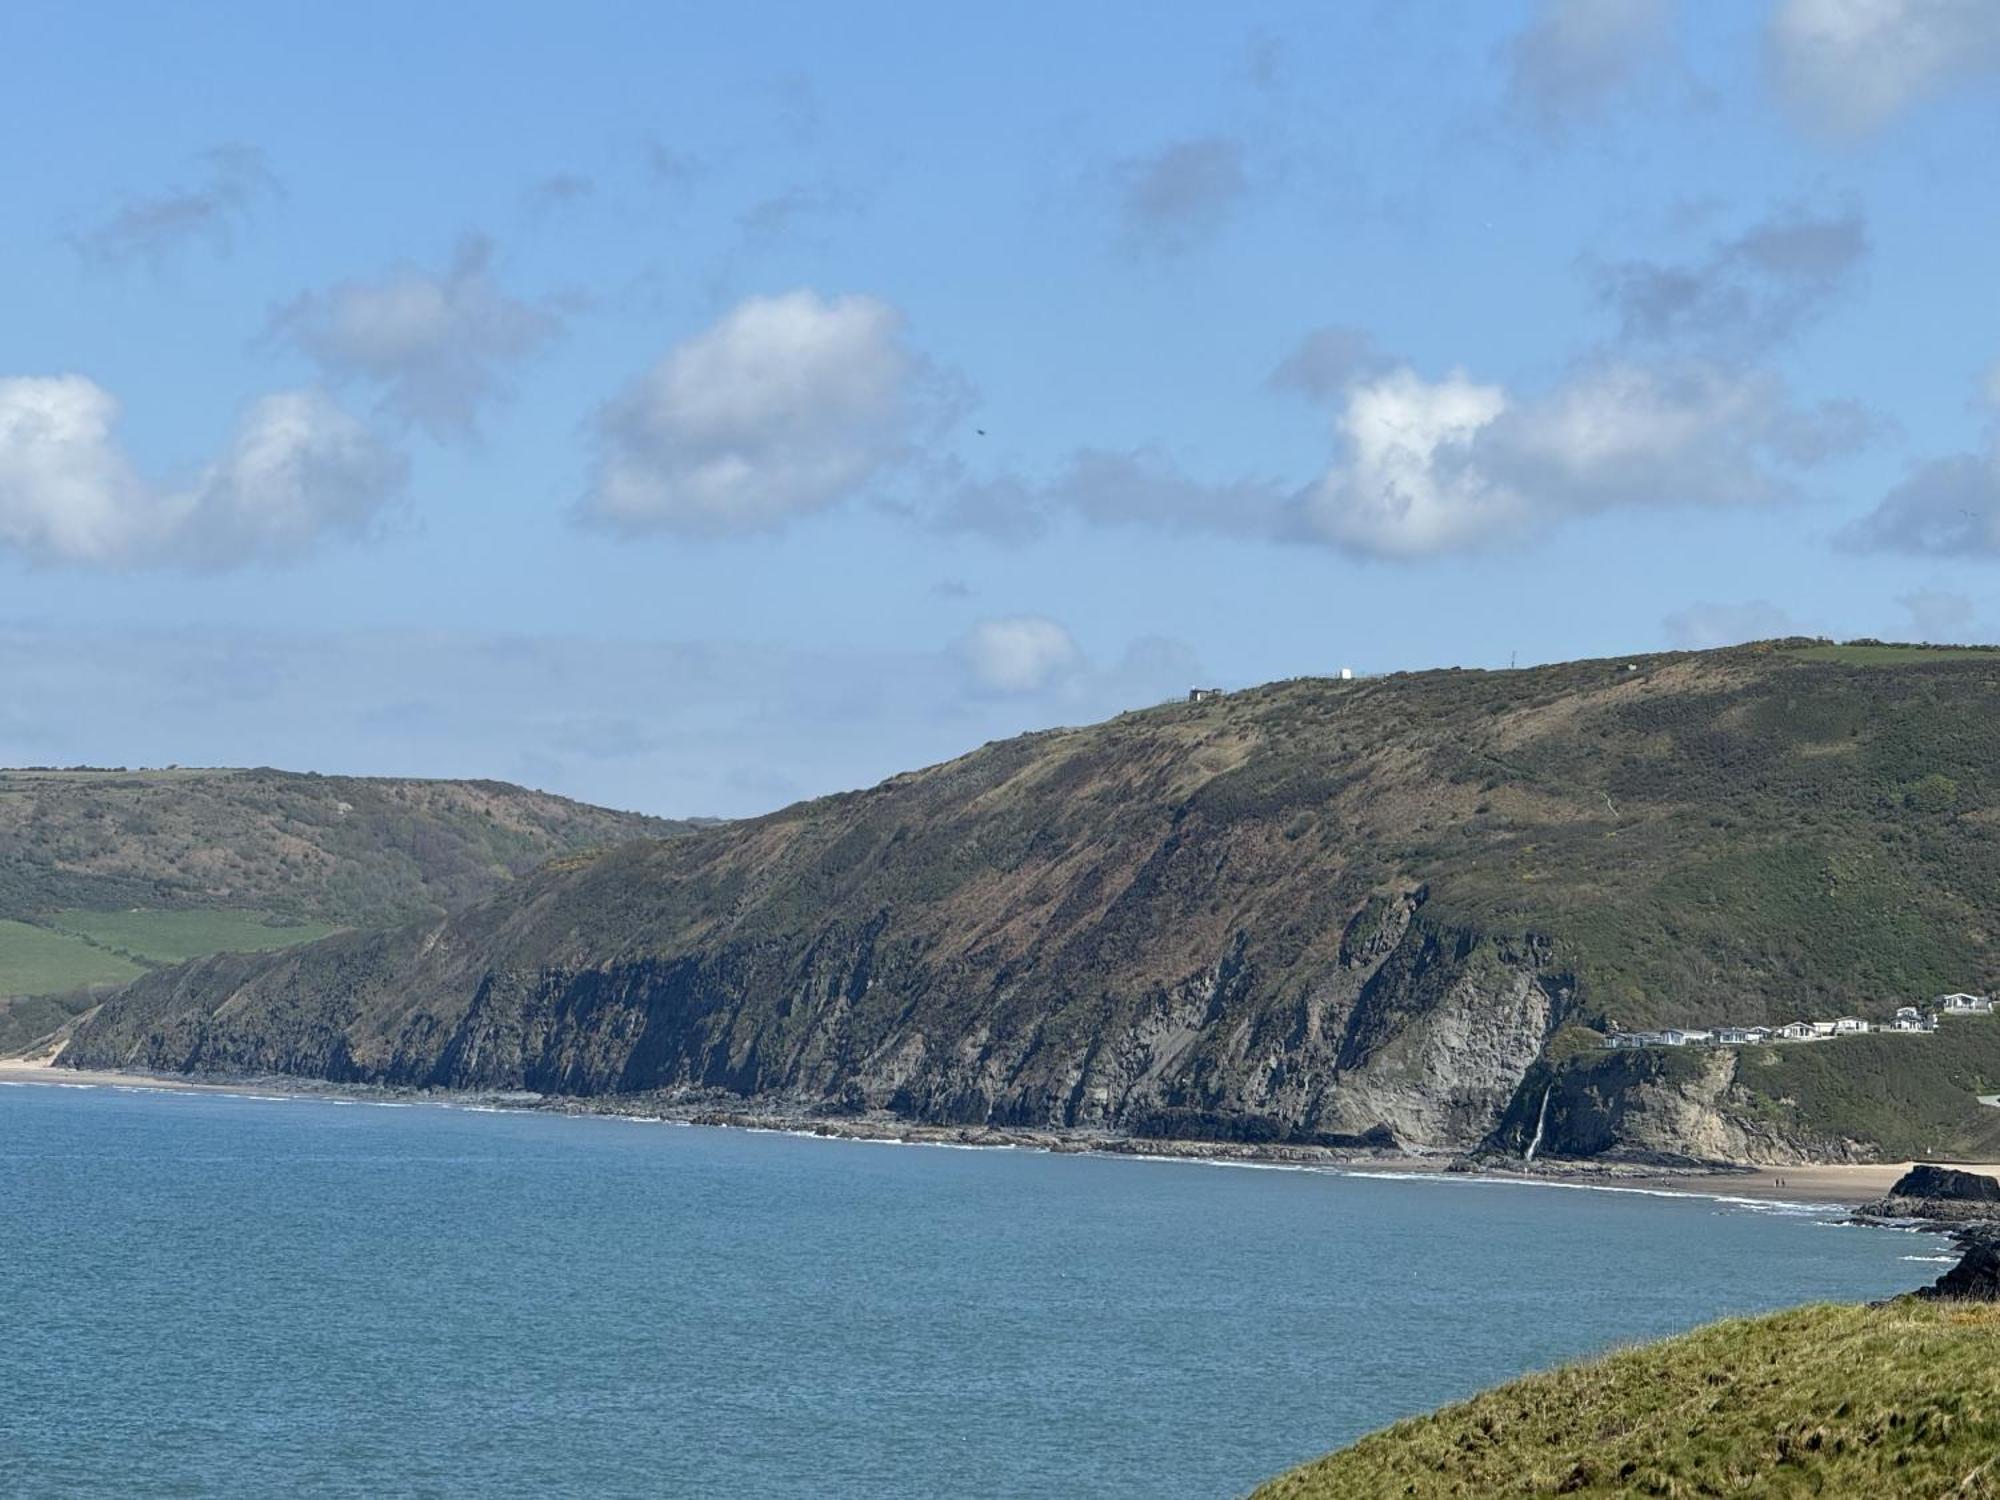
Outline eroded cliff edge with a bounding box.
[59,644,2000,1161]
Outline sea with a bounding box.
[0,1079,1951,1498]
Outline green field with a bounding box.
[0,908,343,1055]
[1256,1299,2000,1498]
[0,919,145,997]
[1784,643,2000,666]
[42,908,340,965]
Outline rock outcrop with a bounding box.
[1915,1237,2000,1301]
[1858,1165,2000,1228]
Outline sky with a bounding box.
[4,0,2000,817]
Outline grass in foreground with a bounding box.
[1253,1300,2000,1498]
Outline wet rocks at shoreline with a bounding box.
[1854,1163,2000,1234]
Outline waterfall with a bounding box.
[1523,1084,1553,1162]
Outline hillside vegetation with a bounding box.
[1252,1299,2000,1498]
[0,767,685,1051]
[0,767,685,927]
[1495,1015,2000,1165]
[60,641,2000,1158]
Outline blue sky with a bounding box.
[4,1,1999,816]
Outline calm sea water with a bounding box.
[0,1081,1948,1498]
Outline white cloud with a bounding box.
[0,375,402,569]
[1300,359,1863,558]
[1303,368,1515,556]
[581,290,937,535]
[960,616,1081,695]
[1771,0,2000,135]
[1663,600,1802,649]
[178,391,407,564]
[272,236,559,441]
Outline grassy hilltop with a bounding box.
[0,767,686,1051]
[1254,1299,2000,1498]
[56,640,2000,1159]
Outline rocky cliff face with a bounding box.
[59,644,2000,1158]
[1486,1046,1877,1165]
[64,883,1575,1152]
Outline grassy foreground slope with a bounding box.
[1255,1301,2000,1499]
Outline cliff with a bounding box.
[1490,1018,2000,1165]
[58,641,2000,1156]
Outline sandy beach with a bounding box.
[0,1057,281,1094]
[1601,1161,2000,1205]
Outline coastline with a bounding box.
[0,1057,1977,1207]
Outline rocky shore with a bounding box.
[1853,1163,2000,1239]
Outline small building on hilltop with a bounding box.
[1187,687,1225,704]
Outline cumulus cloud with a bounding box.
[271,236,560,442]
[960,616,1081,695]
[0,375,402,568]
[1503,0,1672,132]
[69,145,280,267]
[1111,137,1251,256]
[1299,358,1866,558]
[581,290,943,536]
[1770,0,2000,135]
[930,325,1863,560]
[1591,207,1868,355]
[1663,600,1802,649]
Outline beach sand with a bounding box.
[1562,1162,1997,1206]
[0,1057,265,1094]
